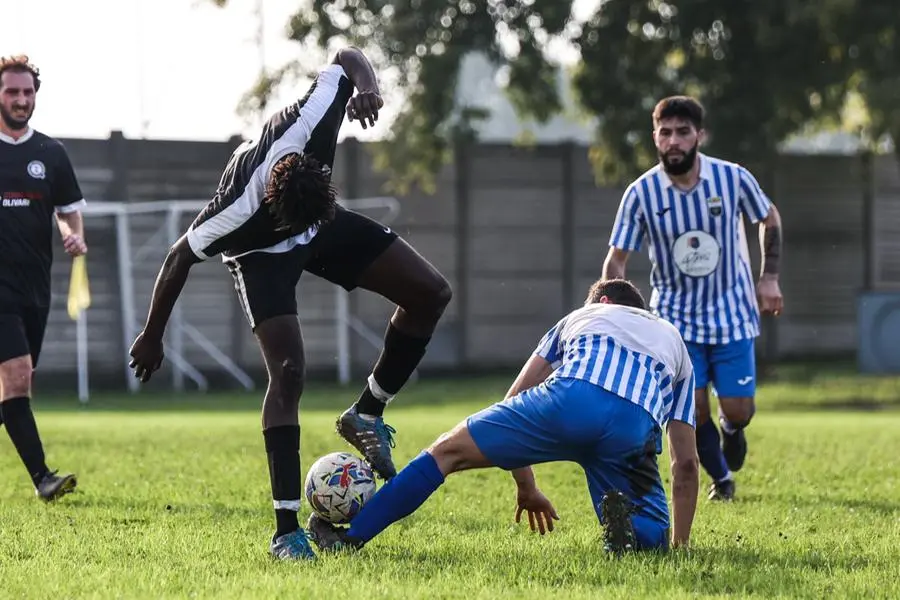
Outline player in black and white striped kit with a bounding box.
[128,47,451,560]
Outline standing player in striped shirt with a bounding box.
[127,47,451,560]
[305,279,699,555]
[603,96,784,501]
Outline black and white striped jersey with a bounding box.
[186,65,354,260]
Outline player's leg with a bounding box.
[304,207,451,479]
[710,338,757,473]
[0,308,76,501]
[307,379,571,552]
[687,342,734,500]
[563,385,669,553]
[226,249,316,560]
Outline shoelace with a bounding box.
[374,420,397,450]
[284,532,315,556]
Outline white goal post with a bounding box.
[76,196,402,403]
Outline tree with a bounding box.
[831,2,899,157]
[212,0,869,189]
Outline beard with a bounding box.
[660,142,699,176]
[0,103,33,131]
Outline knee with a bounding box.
[719,398,755,427]
[283,358,306,397]
[427,429,468,475]
[424,275,452,317]
[632,515,670,552]
[694,389,711,425]
[268,359,305,405]
[0,356,33,399]
[695,403,711,425]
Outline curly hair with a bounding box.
[0,54,41,91]
[585,278,647,310]
[264,153,338,232]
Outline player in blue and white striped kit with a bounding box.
[603,96,784,501]
[306,279,700,554]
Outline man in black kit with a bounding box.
[0,55,87,501]
[128,47,452,560]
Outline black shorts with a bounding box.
[0,304,50,367]
[225,206,398,330]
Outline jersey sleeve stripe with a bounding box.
[263,66,349,177]
[54,198,86,214]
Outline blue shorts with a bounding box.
[467,377,670,551]
[686,338,756,398]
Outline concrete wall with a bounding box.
[36,132,900,390]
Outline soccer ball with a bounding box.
[304,451,377,524]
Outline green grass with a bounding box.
[2,367,900,599]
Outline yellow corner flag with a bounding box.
[67,255,91,320]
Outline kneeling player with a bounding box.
[306,279,700,554]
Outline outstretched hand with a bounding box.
[129,330,165,383]
[347,91,383,129]
[515,487,560,535]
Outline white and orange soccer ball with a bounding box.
[304,451,377,524]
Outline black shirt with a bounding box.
[186,64,354,260]
[0,128,84,307]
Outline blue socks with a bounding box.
[347,451,445,544]
[696,420,731,482]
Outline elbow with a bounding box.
[334,46,364,66]
[602,255,626,280]
[168,239,200,270]
[764,204,781,227]
[672,455,700,481]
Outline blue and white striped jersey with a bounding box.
[535,303,695,429]
[609,153,772,344]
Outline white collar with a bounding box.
[0,127,35,145]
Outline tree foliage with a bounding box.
[212,0,896,189]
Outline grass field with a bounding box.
[2,365,900,599]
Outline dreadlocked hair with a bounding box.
[0,55,41,91]
[264,153,338,232]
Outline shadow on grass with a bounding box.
[61,493,267,521]
[348,538,868,596]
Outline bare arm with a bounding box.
[333,47,382,128]
[55,211,88,256]
[759,204,782,280]
[505,354,554,400]
[128,234,204,382]
[334,47,380,94]
[667,420,700,549]
[602,247,631,280]
[142,235,202,340]
[55,210,84,240]
[504,355,555,489]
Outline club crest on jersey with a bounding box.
[27,160,46,180]
[707,196,723,217]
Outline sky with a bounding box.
[5,0,598,143]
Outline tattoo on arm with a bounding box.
[762,224,782,276]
